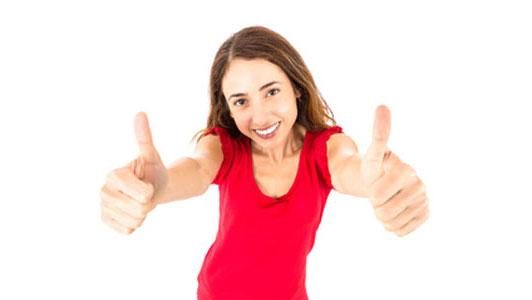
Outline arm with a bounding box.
[154,157,207,205]
[155,133,223,205]
[327,133,370,198]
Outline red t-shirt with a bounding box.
[197,125,344,300]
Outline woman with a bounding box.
[100,26,430,300]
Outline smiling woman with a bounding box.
[191,26,337,144]
[221,58,303,157]
[100,24,428,300]
[188,26,348,300]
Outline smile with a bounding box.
[253,121,280,138]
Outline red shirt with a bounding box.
[197,125,344,300]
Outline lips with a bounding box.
[253,121,280,139]
[254,121,280,131]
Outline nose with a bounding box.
[251,100,272,128]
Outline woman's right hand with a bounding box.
[100,112,169,235]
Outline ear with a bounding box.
[294,88,301,99]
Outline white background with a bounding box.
[1,0,531,299]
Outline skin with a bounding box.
[222,58,304,164]
[221,58,310,199]
[359,105,430,237]
[222,58,429,237]
[101,59,430,237]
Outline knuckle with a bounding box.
[99,189,106,201]
[136,204,148,217]
[101,200,110,212]
[106,169,118,183]
[146,182,154,194]
[125,212,143,227]
[414,180,426,194]
[102,215,114,227]
[101,197,115,210]
[403,163,415,176]
[119,226,132,235]
[415,195,428,208]
[135,217,145,227]
[142,192,152,203]
[143,183,155,200]
[383,222,394,231]
[371,191,384,204]
[374,207,388,221]
[136,205,145,216]
[409,181,425,198]
[122,217,135,229]
[136,192,148,203]
[421,205,430,216]
[100,184,111,199]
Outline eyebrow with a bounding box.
[227,81,281,102]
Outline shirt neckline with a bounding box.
[246,130,309,201]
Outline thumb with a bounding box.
[364,104,392,165]
[134,112,161,164]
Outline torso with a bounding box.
[250,124,306,199]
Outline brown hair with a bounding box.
[191,25,337,144]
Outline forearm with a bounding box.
[155,157,207,205]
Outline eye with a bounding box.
[233,89,279,107]
[234,99,246,106]
[267,88,279,97]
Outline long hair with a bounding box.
[191,25,337,144]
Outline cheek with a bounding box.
[233,116,251,132]
[278,99,298,117]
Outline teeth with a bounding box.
[255,122,279,135]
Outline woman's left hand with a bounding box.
[360,105,430,237]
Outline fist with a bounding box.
[361,105,430,237]
[100,112,168,235]
[368,151,430,237]
[100,158,157,235]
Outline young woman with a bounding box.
[100,26,430,300]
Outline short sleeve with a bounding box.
[314,126,344,190]
[203,127,235,185]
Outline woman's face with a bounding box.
[222,58,301,148]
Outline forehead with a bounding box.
[222,58,288,95]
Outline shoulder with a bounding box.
[326,132,359,179]
[326,132,359,155]
[190,130,225,185]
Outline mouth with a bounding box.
[252,121,281,139]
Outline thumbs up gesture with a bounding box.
[100,112,169,235]
[360,105,430,237]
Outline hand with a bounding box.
[360,105,430,237]
[100,112,169,235]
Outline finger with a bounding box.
[134,156,144,179]
[124,156,145,180]
[370,161,416,207]
[100,185,149,219]
[101,200,143,229]
[106,168,153,203]
[101,210,133,235]
[395,207,430,237]
[365,105,391,164]
[373,176,425,221]
[383,194,429,231]
[134,112,160,164]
